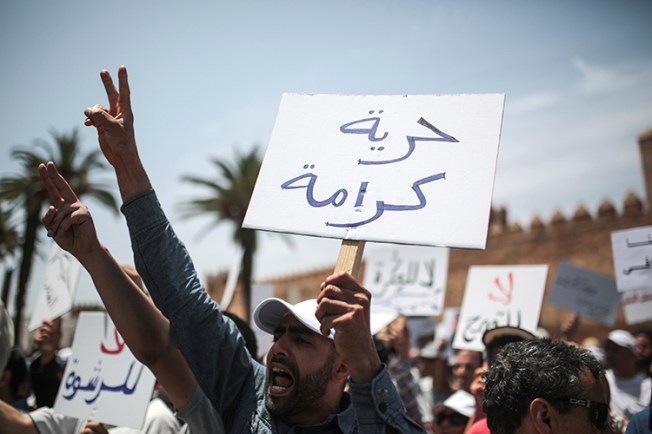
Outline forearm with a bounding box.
[77,243,169,365]
[111,150,152,203]
[78,243,197,409]
[0,400,38,434]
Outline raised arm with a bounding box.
[38,162,195,409]
[83,66,151,202]
[83,68,260,418]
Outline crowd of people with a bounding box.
[0,66,651,433]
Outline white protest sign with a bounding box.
[548,262,621,326]
[29,244,80,331]
[621,288,652,324]
[54,312,156,429]
[611,225,652,291]
[452,265,548,352]
[363,244,449,316]
[243,93,505,249]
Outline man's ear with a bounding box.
[332,355,350,381]
[530,398,557,434]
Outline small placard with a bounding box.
[452,265,548,351]
[54,312,156,429]
[621,288,652,324]
[363,244,449,316]
[548,262,621,326]
[29,244,80,331]
[611,225,652,291]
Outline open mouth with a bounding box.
[268,366,295,396]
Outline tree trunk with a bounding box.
[13,205,41,340]
[240,229,255,323]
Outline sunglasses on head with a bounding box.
[550,398,609,430]
[433,411,469,426]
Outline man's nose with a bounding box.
[271,334,290,356]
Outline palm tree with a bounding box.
[0,128,118,338]
[179,147,263,321]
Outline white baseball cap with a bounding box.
[607,329,636,354]
[253,298,335,339]
[440,390,475,418]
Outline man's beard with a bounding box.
[265,352,336,421]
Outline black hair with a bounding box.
[486,334,527,364]
[483,338,604,434]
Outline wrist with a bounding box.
[111,148,152,203]
[348,349,383,384]
[76,243,110,269]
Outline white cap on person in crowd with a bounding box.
[607,329,636,354]
[254,298,335,339]
[439,390,475,418]
[0,299,14,370]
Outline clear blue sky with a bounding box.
[1,1,651,310]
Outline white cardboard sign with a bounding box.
[29,244,80,331]
[363,245,449,316]
[244,93,505,249]
[452,265,548,352]
[621,288,652,324]
[548,262,621,326]
[54,312,156,429]
[611,225,652,291]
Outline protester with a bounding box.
[431,390,474,434]
[419,336,482,408]
[62,65,425,432]
[29,319,67,408]
[465,325,537,434]
[39,162,223,434]
[604,330,652,423]
[633,329,652,378]
[484,338,611,434]
[375,316,425,428]
[1,347,31,411]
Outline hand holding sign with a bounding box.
[316,272,382,384]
